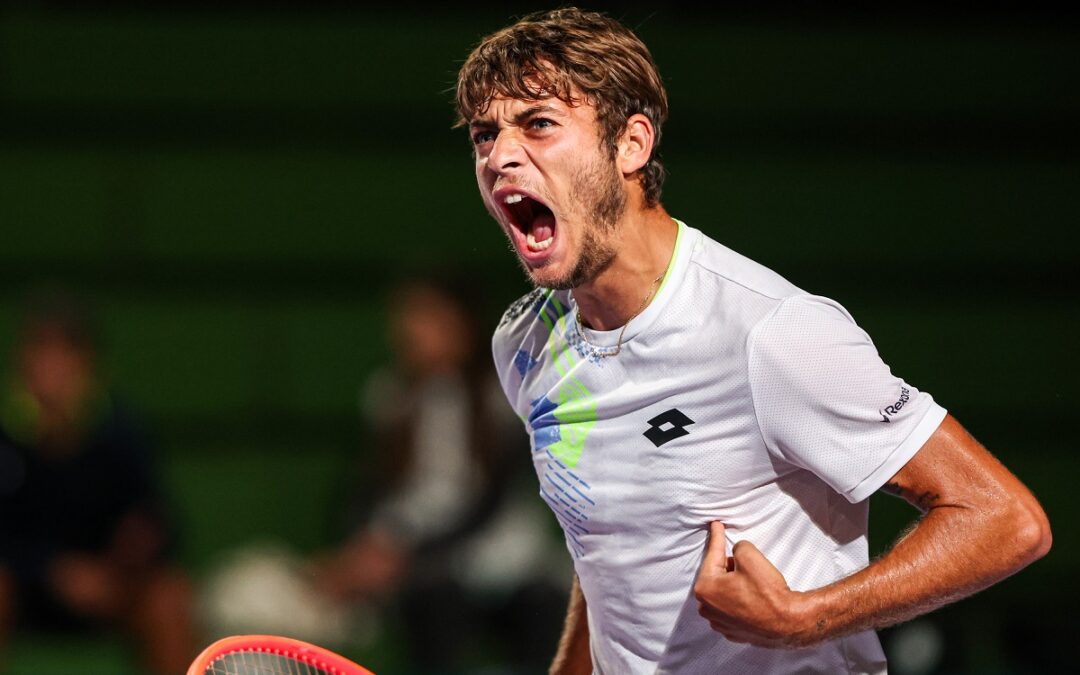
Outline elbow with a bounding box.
[1013,498,1052,565]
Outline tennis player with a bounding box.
[455,8,1051,674]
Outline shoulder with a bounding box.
[745,294,880,399]
[684,227,805,303]
[749,295,860,349]
[669,225,808,338]
[768,293,855,322]
[492,287,547,378]
[495,287,550,334]
[491,287,572,401]
[492,287,573,349]
[747,295,861,362]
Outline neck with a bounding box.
[574,204,677,331]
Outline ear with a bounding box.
[616,113,655,176]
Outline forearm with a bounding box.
[796,508,1010,643]
[550,575,591,675]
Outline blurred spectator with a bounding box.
[0,289,195,674]
[315,276,569,673]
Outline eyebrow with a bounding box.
[470,103,563,130]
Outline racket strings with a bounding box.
[205,649,332,675]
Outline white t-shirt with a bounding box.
[492,221,947,674]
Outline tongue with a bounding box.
[532,211,556,243]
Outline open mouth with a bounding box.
[500,191,557,255]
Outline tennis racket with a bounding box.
[187,634,376,675]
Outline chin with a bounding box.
[524,265,572,291]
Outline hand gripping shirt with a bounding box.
[492,221,947,674]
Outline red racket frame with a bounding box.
[187,634,376,675]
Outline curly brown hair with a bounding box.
[455,7,669,206]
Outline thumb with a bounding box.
[731,540,786,583]
[701,521,729,575]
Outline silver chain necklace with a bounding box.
[576,271,665,357]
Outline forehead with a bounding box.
[469,90,596,125]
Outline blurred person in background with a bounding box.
[315,275,567,673]
[0,289,196,674]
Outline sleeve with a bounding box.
[747,295,947,503]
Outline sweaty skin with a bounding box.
[471,93,677,332]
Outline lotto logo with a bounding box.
[644,408,695,447]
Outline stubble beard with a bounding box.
[524,152,627,291]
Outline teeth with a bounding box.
[504,193,524,204]
[526,232,553,250]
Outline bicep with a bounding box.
[883,414,1044,520]
[879,413,1052,583]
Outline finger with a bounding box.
[698,602,737,625]
[703,614,758,641]
[701,521,729,575]
[709,622,747,641]
[711,625,772,646]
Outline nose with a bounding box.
[486,130,525,175]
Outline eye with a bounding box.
[530,117,555,130]
[472,130,496,146]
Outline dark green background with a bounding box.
[1,3,1076,673]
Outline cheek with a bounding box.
[475,155,492,183]
[476,167,499,206]
[478,193,502,222]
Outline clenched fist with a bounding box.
[693,522,819,649]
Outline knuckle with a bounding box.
[692,581,708,601]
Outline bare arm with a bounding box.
[694,414,1052,648]
[550,574,592,675]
